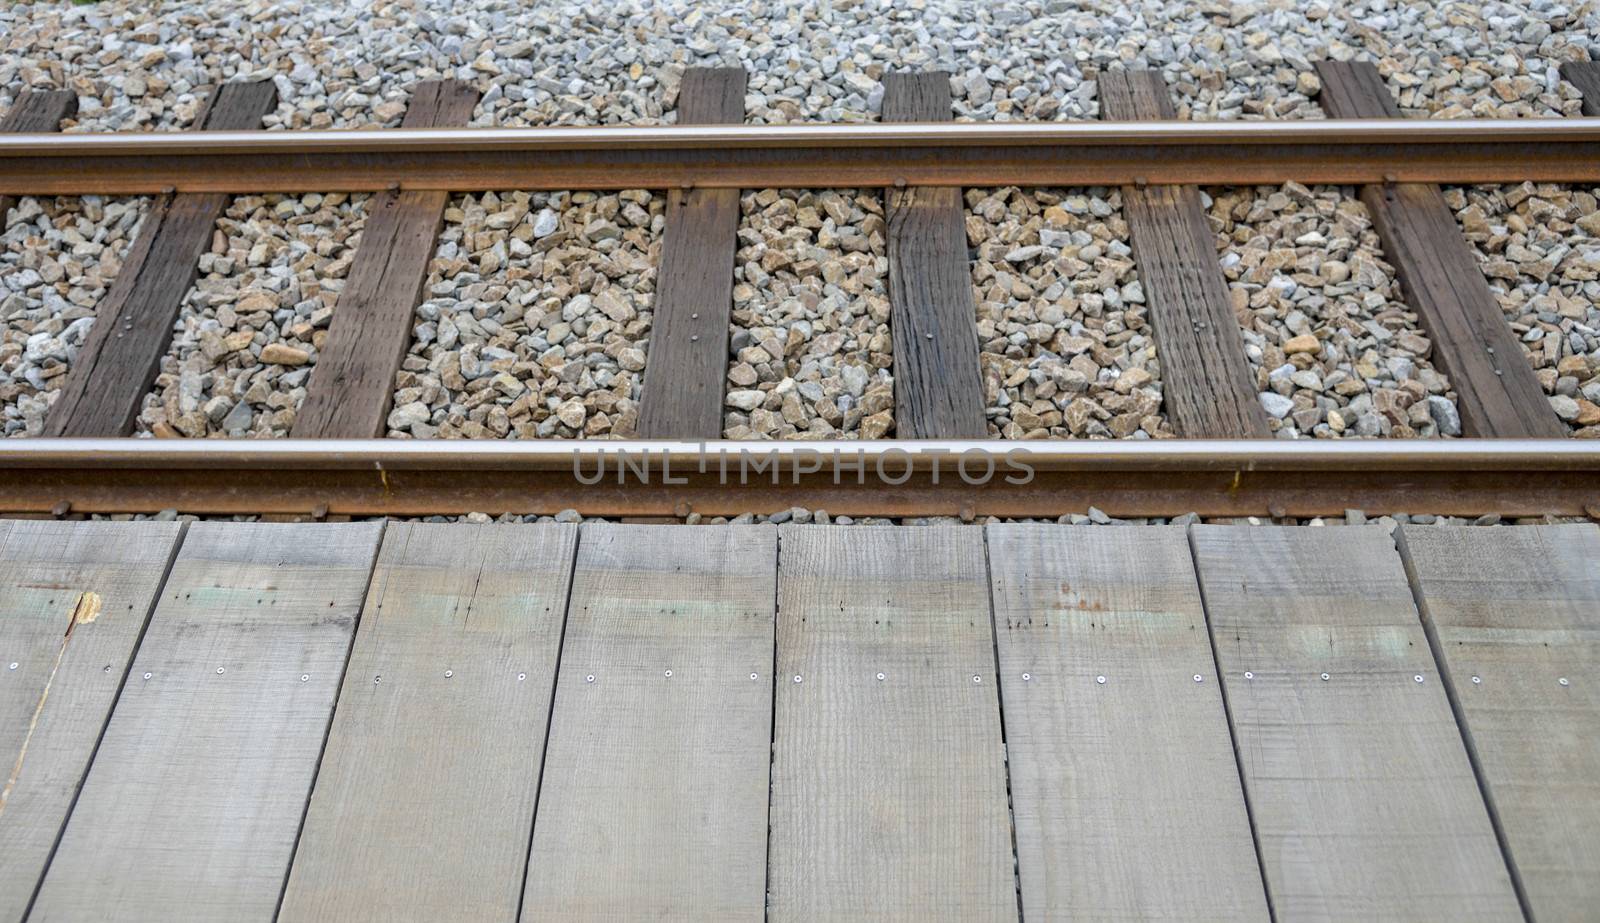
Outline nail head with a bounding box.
[876,672,886,681]
[216,667,225,674]
[1194,674,1204,683]
[585,674,595,683]
[1413,674,1424,683]
[300,674,309,682]
[1244,671,1255,680]
[1095,675,1106,684]
[1471,675,1481,684]
[793,675,803,684]
[1022,672,1032,681]
[1560,677,1570,686]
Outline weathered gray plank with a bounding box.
[42,80,278,437]
[988,524,1268,921]
[1098,70,1271,438]
[769,525,1014,920]
[0,521,182,922]
[1400,524,1600,922]
[636,67,747,439]
[293,79,480,438]
[522,524,775,920]
[280,522,578,921]
[30,522,382,922]
[1191,525,1519,921]
[883,72,987,438]
[1314,61,1565,439]
[1,89,77,223]
[1560,61,1600,115]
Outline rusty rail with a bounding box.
[4,119,1600,193]
[1,439,1595,519]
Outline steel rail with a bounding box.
[2,439,1596,519]
[3,119,1600,193]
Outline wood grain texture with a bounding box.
[987,525,1269,921]
[0,521,182,922]
[280,523,577,922]
[1315,61,1565,438]
[769,525,1015,921]
[42,80,276,437]
[293,80,479,438]
[883,72,987,438]
[1399,524,1600,922]
[1560,62,1600,115]
[1191,525,1520,921]
[1098,71,1270,438]
[29,522,382,922]
[522,524,775,920]
[636,68,747,439]
[1,90,78,222]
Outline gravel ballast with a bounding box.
[1208,182,1460,439]
[1450,182,1600,436]
[389,190,662,439]
[726,188,891,440]
[137,192,369,438]
[2,195,149,437]
[969,186,1168,439]
[2,1,1590,133]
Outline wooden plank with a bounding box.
[987,524,1269,920]
[1191,525,1520,921]
[522,524,775,919]
[1,90,77,223]
[0,521,182,922]
[1098,71,1271,438]
[29,522,382,922]
[1399,524,1600,921]
[769,525,1014,920]
[1561,62,1600,116]
[883,72,987,438]
[41,80,276,437]
[280,522,577,921]
[636,68,747,439]
[1315,61,1565,439]
[292,80,480,438]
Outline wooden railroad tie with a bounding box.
[1098,71,1271,439]
[635,67,748,439]
[292,79,481,439]
[41,79,278,437]
[1315,60,1566,439]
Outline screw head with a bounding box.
[585,674,596,683]
[518,673,527,681]
[1321,672,1331,681]
[1194,674,1204,683]
[1472,676,1482,684]
[300,674,310,682]
[374,675,382,684]
[1095,675,1106,685]
[972,675,981,684]
[6,663,16,671]
[876,672,886,681]
[793,675,803,684]
[750,672,759,680]
[1413,675,1424,683]
[444,670,453,678]
[216,667,226,675]
[1244,671,1255,680]
[143,672,152,680]
[1022,672,1032,681]
[1559,677,1570,686]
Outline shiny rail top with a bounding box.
[3,118,1599,192]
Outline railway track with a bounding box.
[3,62,1600,519]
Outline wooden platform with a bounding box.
[1,520,1595,921]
